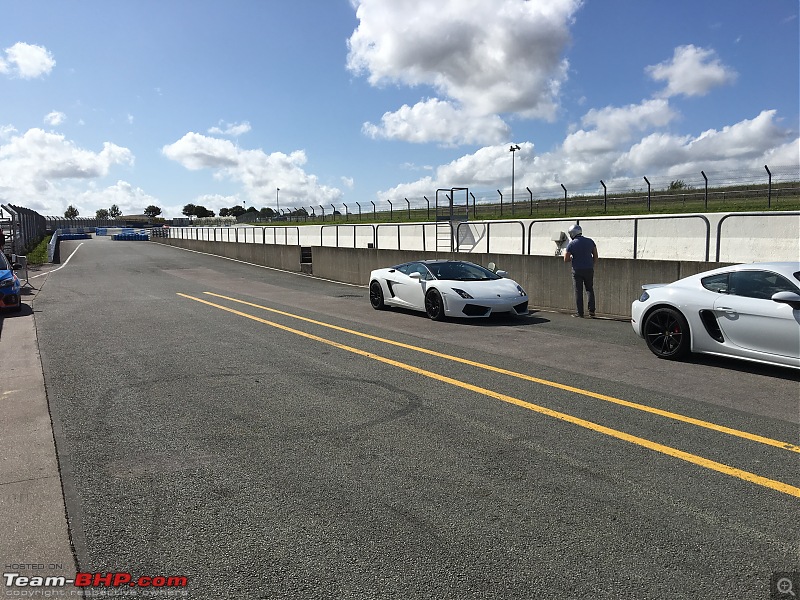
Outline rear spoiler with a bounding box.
[641,283,668,290]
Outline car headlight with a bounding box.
[639,291,650,302]
[452,288,473,299]
[517,285,526,296]
[0,278,14,288]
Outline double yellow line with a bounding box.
[178,292,800,498]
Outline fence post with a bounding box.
[600,180,607,213]
[497,190,503,217]
[561,184,567,215]
[701,171,708,210]
[643,176,651,211]
[765,165,772,209]
[527,187,533,215]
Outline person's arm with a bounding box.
[564,250,572,263]
[592,244,598,265]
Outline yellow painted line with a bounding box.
[202,292,800,455]
[179,293,800,498]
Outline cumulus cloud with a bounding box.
[44,111,66,126]
[378,108,796,200]
[348,0,581,144]
[363,98,511,146]
[0,128,133,186]
[646,45,737,97]
[0,129,136,216]
[162,132,343,206]
[207,120,252,137]
[0,42,56,79]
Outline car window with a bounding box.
[729,270,799,300]
[429,262,499,281]
[397,262,431,280]
[701,273,729,293]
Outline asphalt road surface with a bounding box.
[33,237,799,600]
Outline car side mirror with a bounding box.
[771,291,800,310]
[408,272,421,280]
[12,263,22,270]
[496,270,508,278]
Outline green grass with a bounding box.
[244,183,799,226]
[25,235,52,265]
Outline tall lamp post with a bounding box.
[509,144,521,216]
[276,188,280,215]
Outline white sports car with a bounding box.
[631,261,800,369]
[369,260,529,320]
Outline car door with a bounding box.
[713,269,800,358]
[390,262,427,310]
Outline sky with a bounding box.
[0,0,798,219]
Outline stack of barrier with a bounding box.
[111,228,149,241]
[59,227,91,241]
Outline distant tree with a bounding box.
[64,205,79,219]
[96,208,110,219]
[259,207,275,219]
[668,180,687,190]
[182,204,197,220]
[229,205,246,217]
[194,205,213,218]
[109,204,122,218]
[246,206,258,214]
[219,207,230,217]
[144,205,162,218]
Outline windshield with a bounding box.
[428,261,500,281]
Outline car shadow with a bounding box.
[384,307,550,327]
[688,354,800,381]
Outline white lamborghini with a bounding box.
[369,260,529,320]
[631,261,800,369]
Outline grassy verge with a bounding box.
[25,235,52,266]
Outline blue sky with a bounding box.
[1,0,797,219]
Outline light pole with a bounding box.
[276,188,280,215]
[509,144,520,216]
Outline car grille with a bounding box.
[462,304,491,317]
[513,301,529,315]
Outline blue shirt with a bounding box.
[566,236,596,270]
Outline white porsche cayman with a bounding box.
[631,261,800,369]
[369,260,529,320]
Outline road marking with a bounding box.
[179,292,800,498]
[202,291,800,455]
[30,243,84,278]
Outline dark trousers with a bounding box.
[572,268,596,316]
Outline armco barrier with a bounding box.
[151,236,731,318]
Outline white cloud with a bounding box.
[0,128,137,217]
[162,132,343,207]
[646,45,737,98]
[1,42,56,79]
[348,0,581,144]
[207,120,252,137]
[363,98,511,146]
[379,109,796,200]
[0,125,17,140]
[44,111,66,126]
[341,176,354,189]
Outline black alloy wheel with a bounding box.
[425,289,445,321]
[369,280,386,310]
[643,307,690,359]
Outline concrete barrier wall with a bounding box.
[155,238,303,272]
[153,237,732,318]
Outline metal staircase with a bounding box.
[434,188,469,253]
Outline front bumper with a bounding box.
[444,294,529,318]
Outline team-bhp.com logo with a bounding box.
[4,571,188,591]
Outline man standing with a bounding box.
[563,224,598,318]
